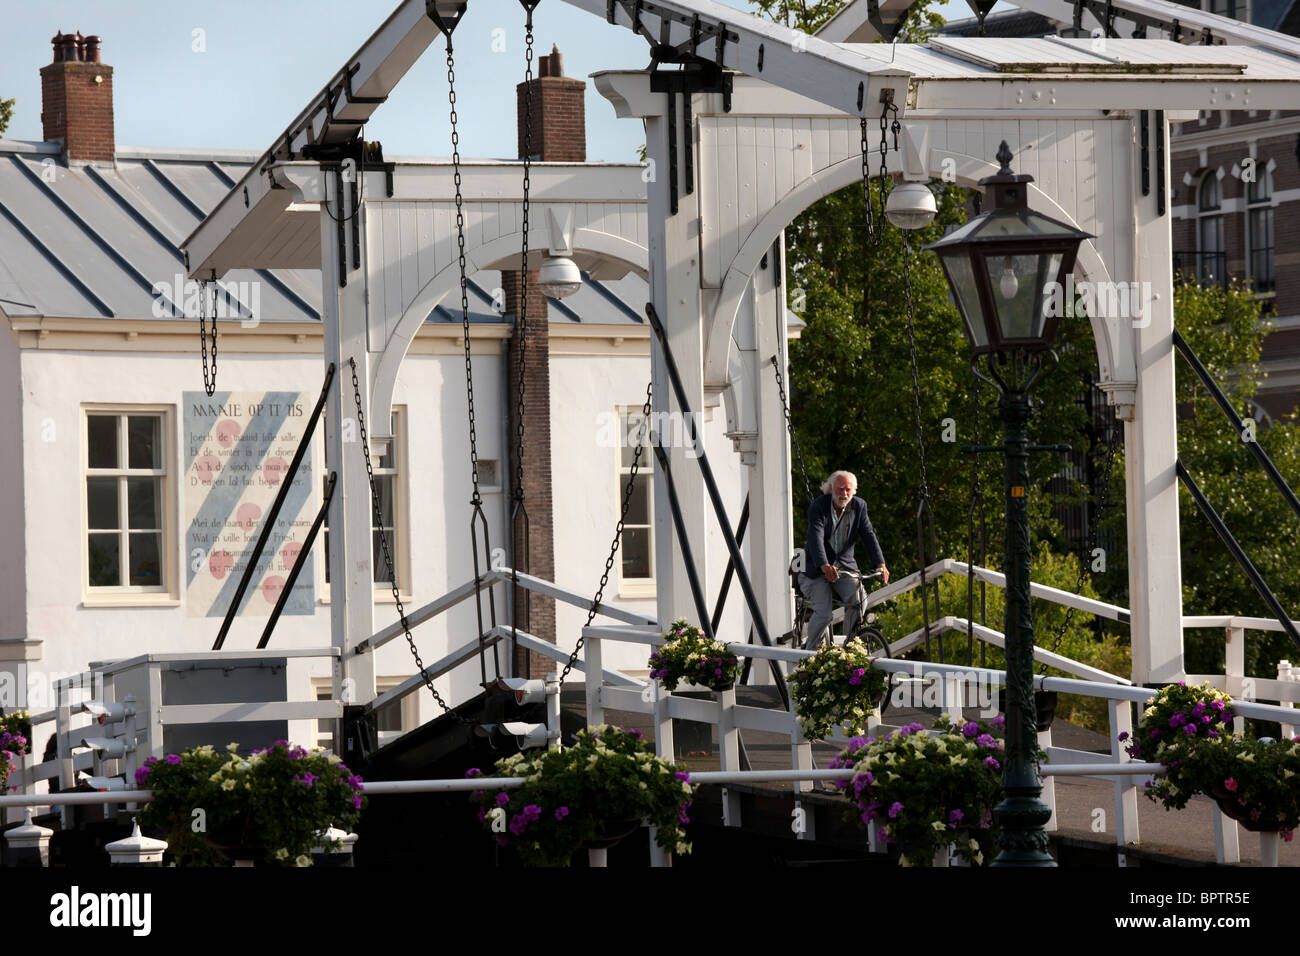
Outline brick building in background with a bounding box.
[947,2,1300,418]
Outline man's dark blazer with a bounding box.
[800,494,886,580]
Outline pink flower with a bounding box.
[1224,778,1238,792]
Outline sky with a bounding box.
[0,0,973,164]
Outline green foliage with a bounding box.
[137,741,365,867]
[1169,280,1300,676]
[831,716,1005,866]
[789,641,890,739]
[647,619,742,691]
[0,98,14,136]
[469,725,695,866]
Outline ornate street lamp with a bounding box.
[926,141,1091,868]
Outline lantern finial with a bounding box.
[996,141,1014,175]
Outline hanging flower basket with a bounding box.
[468,725,695,866]
[137,741,366,867]
[0,710,31,795]
[789,641,889,741]
[829,715,1008,866]
[648,619,742,693]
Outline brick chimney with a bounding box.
[40,32,114,163]
[516,45,586,162]
[504,45,586,677]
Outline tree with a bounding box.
[0,98,14,137]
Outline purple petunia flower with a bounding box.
[849,676,861,686]
[134,765,152,785]
[165,753,182,765]
[1183,724,1198,735]
[991,715,1005,728]
[352,795,363,809]
[976,734,996,748]
[888,801,904,819]
[962,722,980,738]
[949,809,964,824]
[983,756,1000,770]
[495,792,510,807]
[555,806,569,820]
[1117,731,1130,741]
[465,767,483,778]
[675,771,691,783]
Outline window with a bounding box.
[314,677,417,750]
[1246,164,1275,294]
[323,408,407,593]
[617,408,654,597]
[1196,173,1225,289]
[84,408,173,598]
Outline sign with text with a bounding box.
[184,391,315,618]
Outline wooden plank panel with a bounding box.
[811,117,831,174]
[700,119,722,288]
[717,117,740,285]
[755,118,776,233]
[773,118,795,201]
[399,201,420,325]
[382,203,403,340]
[736,118,759,265]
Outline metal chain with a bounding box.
[901,241,931,504]
[446,42,482,505]
[1038,400,1119,671]
[199,279,217,397]
[557,381,654,687]
[770,355,816,506]
[513,8,537,504]
[349,358,469,722]
[860,117,875,246]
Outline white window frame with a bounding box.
[321,406,411,602]
[1196,171,1225,286]
[1245,162,1276,297]
[81,405,179,606]
[616,406,655,599]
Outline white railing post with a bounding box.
[1110,698,1140,848]
[653,680,673,760]
[1039,724,1057,831]
[1277,660,1295,740]
[648,824,670,867]
[791,717,814,839]
[1259,831,1280,868]
[546,672,561,751]
[942,673,963,722]
[585,633,604,727]
[1213,807,1241,865]
[718,686,741,828]
[1225,625,1246,735]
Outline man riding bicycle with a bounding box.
[800,470,890,649]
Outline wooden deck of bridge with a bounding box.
[559,684,1299,867]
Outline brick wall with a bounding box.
[515,46,586,163]
[40,36,114,164]
[502,270,557,678]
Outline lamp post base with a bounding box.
[991,790,1057,867]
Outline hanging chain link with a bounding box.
[199,279,217,397]
[557,381,654,687]
[860,117,875,246]
[513,8,537,505]
[902,241,931,505]
[445,43,482,506]
[770,356,816,506]
[350,358,469,722]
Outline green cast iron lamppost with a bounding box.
[926,141,1091,867]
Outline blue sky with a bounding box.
[1,0,970,164]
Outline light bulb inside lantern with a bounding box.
[998,258,1019,300]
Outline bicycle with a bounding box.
[783,563,892,660]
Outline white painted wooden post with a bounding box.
[588,847,608,867]
[641,78,710,634]
[718,686,741,827]
[1039,726,1056,831]
[1226,625,1247,735]
[648,827,670,868]
[1278,660,1295,739]
[585,632,604,726]
[1126,110,1184,685]
[546,672,561,751]
[1259,831,1280,868]
[1213,807,1241,865]
[943,673,963,722]
[301,166,377,710]
[1110,698,1140,847]
[732,236,795,678]
[653,680,673,759]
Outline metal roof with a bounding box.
[0,141,648,327]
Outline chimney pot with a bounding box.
[57,32,81,62]
[84,35,101,64]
